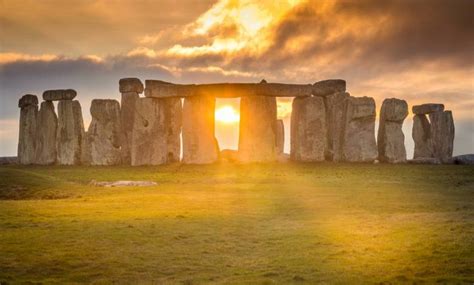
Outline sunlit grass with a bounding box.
[0,163,473,284]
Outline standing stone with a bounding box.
[18,94,38,164]
[119,78,143,164]
[276,119,284,155]
[324,92,350,161]
[377,98,408,163]
[239,96,277,162]
[88,99,122,165]
[429,111,455,163]
[131,97,182,165]
[290,96,327,162]
[35,101,57,164]
[412,114,433,159]
[182,96,218,164]
[341,96,377,162]
[56,100,85,165]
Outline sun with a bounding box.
[215,105,240,123]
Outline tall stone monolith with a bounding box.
[341,96,377,162]
[276,119,284,155]
[429,110,455,163]
[88,99,122,165]
[290,96,327,162]
[182,96,218,164]
[377,98,408,163]
[131,97,182,165]
[35,101,57,165]
[18,94,38,165]
[56,100,85,165]
[119,78,143,164]
[324,92,350,161]
[412,114,433,158]
[238,96,277,162]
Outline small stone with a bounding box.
[18,94,38,108]
[43,89,77,101]
[412,104,444,115]
[291,96,327,162]
[453,154,474,165]
[312,79,346,97]
[341,96,377,162]
[239,96,277,162]
[119,78,144,93]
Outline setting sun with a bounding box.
[215,105,240,123]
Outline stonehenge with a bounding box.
[16,78,457,166]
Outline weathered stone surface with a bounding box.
[0,157,18,165]
[312,79,346,97]
[119,78,144,93]
[290,96,327,162]
[341,96,377,162]
[87,99,122,165]
[43,89,76,101]
[18,94,38,108]
[407,157,441,164]
[35,101,57,165]
[324,92,350,161]
[412,114,433,159]
[429,111,455,163]
[120,92,139,164]
[182,96,218,164]
[18,95,38,164]
[131,97,182,165]
[453,154,474,165]
[238,96,277,162]
[412,104,444,115]
[81,130,92,165]
[276,119,284,154]
[377,98,408,163]
[145,81,313,98]
[56,100,85,165]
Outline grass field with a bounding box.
[0,163,473,284]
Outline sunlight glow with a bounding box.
[215,105,240,124]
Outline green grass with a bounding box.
[0,163,473,284]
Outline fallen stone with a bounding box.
[35,101,57,165]
[412,104,444,115]
[312,79,346,97]
[131,97,182,165]
[56,100,85,165]
[341,96,377,162]
[182,96,218,164]
[239,96,277,162]
[412,114,433,159]
[18,94,38,108]
[88,99,122,165]
[276,119,284,155]
[377,98,408,163]
[120,92,139,165]
[291,96,327,162]
[407,157,441,164]
[324,92,350,161]
[18,94,38,164]
[429,110,455,163]
[119,78,144,93]
[453,154,474,165]
[90,180,157,187]
[43,89,77,101]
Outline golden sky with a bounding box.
[0,0,473,155]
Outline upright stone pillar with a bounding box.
[131,97,182,165]
[276,119,284,155]
[182,96,218,164]
[35,101,57,165]
[412,114,434,158]
[324,92,350,161]
[238,96,277,162]
[88,99,122,165]
[56,100,85,165]
[290,96,327,162]
[119,78,143,165]
[341,96,377,162]
[429,110,455,163]
[377,98,408,163]
[18,94,38,165]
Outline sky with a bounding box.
[0,0,473,156]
